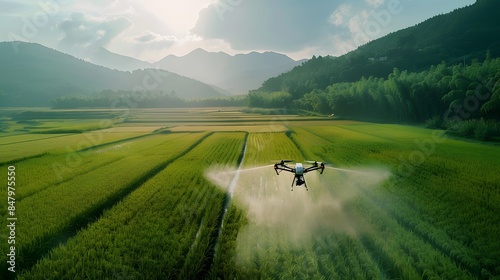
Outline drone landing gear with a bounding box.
[290,177,308,191]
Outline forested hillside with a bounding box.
[256,0,499,99]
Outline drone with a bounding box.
[273,160,325,191]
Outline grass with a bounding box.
[1,108,498,279]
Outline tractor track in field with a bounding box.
[202,132,248,279]
[14,132,214,274]
[78,133,154,152]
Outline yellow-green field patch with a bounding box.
[170,125,288,132]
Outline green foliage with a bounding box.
[245,91,293,108]
[446,118,499,140]
[425,116,444,129]
[51,90,245,109]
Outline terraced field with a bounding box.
[0,108,498,279]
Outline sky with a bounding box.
[0,0,476,62]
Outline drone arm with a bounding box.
[303,163,325,174]
[274,164,295,175]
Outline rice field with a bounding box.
[0,108,498,279]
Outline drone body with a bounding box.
[273,160,325,191]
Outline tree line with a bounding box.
[51,90,245,109]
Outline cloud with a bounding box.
[58,12,132,49]
[189,0,402,54]
[132,31,177,50]
[191,0,342,52]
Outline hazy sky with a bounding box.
[1,0,476,61]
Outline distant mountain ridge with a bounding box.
[155,48,304,94]
[70,46,304,95]
[87,47,151,71]
[0,42,223,106]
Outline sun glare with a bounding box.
[143,0,213,35]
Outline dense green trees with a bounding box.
[297,58,499,119]
[52,90,245,109]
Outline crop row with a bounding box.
[244,132,303,164]
[0,131,146,163]
[0,133,207,272]
[352,194,475,279]
[9,133,193,201]
[292,123,500,278]
[19,132,246,279]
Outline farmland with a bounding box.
[0,108,499,279]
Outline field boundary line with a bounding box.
[17,156,127,202]
[0,152,48,166]
[78,133,155,152]
[0,133,152,165]
[0,134,72,146]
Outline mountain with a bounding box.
[156,48,304,94]
[0,42,223,106]
[258,0,500,97]
[87,47,152,71]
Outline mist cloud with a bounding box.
[205,164,391,266]
[133,31,177,50]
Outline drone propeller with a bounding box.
[306,160,331,166]
[271,159,294,164]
